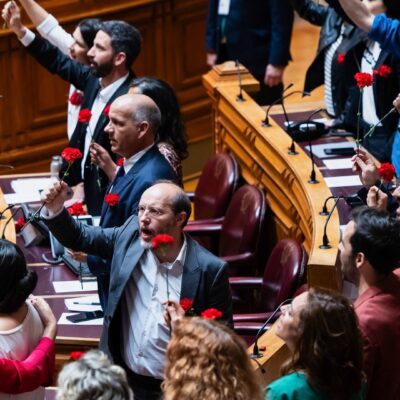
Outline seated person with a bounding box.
[265,288,365,399]
[56,350,132,400]
[0,240,55,398]
[162,314,263,400]
[0,296,56,394]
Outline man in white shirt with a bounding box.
[2,1,141,215]
[41,180,233,400]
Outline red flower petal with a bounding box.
[69,90,83,106]
[67,202,86,216]
[180,298,194,312]
[337,53,346,64]
[103,105,111,118]
[61,147,83,164]
[116,158,125,167]
[78,108,92,123]
[69,351,85,361]
[201,308,223,320]
[151,234,174,249]
[354,72,374,88]
[105,193,120,207]
[378,162,396,182]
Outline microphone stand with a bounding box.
[251,298,293,359]
[320,195,343,216]
[261,83,294,127]
[302,108,324,184]
[319,196,341,249]
[235,60,245,102]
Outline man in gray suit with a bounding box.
[41,180,232,400]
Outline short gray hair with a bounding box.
[131,101,161,135]
[56,350,133,400]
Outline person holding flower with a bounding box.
[40,180,232,400]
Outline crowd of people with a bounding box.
[0,0,400,398]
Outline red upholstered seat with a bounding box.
[231,239,307,336]
[185,184,267,276]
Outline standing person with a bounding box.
[18,0,101,139]
[205,0,294,105]
[340,207,400,399]
[162,317,263,400]
[2,2,141,215]
[75,94,178,310]
[0,240,50,399]
[265,289,365,400]
[40,180,232,400]
[91,77,188,186]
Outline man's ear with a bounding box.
[137,121,150,139]
[175,212,187,228]
[113,52,126,67]
[355,252,366,269]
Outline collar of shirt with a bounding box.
[149,233,187,271]
[98,73,129,103]
[123,143,154,174]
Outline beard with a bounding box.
[90,59,114,78]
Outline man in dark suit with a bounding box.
[205,0,294,105]
[85,93,177,310]
[3,3,141,215]
[41,180,232,400]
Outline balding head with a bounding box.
[105,94,161,157]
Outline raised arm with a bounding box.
[337,0,375,31]
[290,0,328,27]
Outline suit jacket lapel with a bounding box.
[180,237,201,301]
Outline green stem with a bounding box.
[356,88,362,154]
[364,107,396,139]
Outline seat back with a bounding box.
[194,153,239,220]
[219,185,266,263]
[260,239,307,311]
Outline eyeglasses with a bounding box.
[137,204,173,218]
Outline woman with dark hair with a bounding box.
[163,317,263,400]
[0,240,46,399]
[91,77,188,186]
[266,288,365,400]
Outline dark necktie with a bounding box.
[110,165,125,191]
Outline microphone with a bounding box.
[1,207,22,239]
[251,298,293,359]
[236,60,245,102]
[320,195,343,215]
[262,83,294,126]
[0,204,15,220]
[301,108,324,184]
[319,196,341,249]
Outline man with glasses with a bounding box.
[40,179,232,400]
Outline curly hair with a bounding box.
[163,318,262,400]
[57,350,132,400]
[283,288,364,399]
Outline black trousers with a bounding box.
[125,369,163,400]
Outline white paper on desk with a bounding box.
[3,192,41,204]
[323,158,353,170]
[58,312,103,326]
[53,280,98,293]
[65,295,101,312]
[305,141,356,158]
[324,175,362,188]
[11,178,56,194]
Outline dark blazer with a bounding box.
[291,0,367,125]
[205,0,294,80]
[87,145,178,309]
[45,210,233,364]
[26,35,134,215]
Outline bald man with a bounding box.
[83,94,177,311]
[41,180,232,400]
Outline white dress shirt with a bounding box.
[121,235,187,379]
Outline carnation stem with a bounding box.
[356,88,362,155]
[363,107,396,139]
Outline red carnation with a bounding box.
[61,147,83,164]
[378,162,396,182]
[69,90,83,106]
[180,298,194,312]
[103,105,111,118]
[201,308,223,320]
[337,53,346,64]
[116,158,125,167]
[374,64,392,78]
[151,234,174,250]
[69,351,85,361]
[67,202,86,216]
[14,217,25,233]
[78,108,92,123]
[354,72,374,88]
[105,193,120,207]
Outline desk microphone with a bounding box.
[319,196,340,249]
[262,83,294,126]
[301,108,324,184]
[1,207,22,239]
[320,195,343,215]
[251,298,292,360]
[236,60,245,102]
[0,204,15,220]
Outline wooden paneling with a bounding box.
[0,0,211,174]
